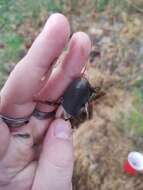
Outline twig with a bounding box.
[126,0,143,13]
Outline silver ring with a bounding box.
[0,114,30,128]
[32,109,56,120]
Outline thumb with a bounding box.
[32,119,73,190]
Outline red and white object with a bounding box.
[124,152,143,175]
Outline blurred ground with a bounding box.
[73,68,143,190]
[0,0,143,189]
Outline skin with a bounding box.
[0,13,91,190]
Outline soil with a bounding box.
[72,68,143,190]
[73,119,143,190]
[69,6,143,189]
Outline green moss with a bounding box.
[96,0,109,12]
[129,110,143,134]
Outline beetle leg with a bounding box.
[63,112,71,121]
[94,91,106,102]
[81,70,89,80]
[58,96,64,104]
[55,105,65,118]
[56,105,71,120]
[85,102,89,119]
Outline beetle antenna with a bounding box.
[90,86,101,93]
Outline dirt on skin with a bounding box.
[72,68,143,190]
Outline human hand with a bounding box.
[0,13,91,190]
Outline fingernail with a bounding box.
[54,120,71,140]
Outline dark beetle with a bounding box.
[61,77,96,120]
[34,76,105,126]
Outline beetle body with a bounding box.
[61,77,95,118]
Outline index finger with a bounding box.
[0,13,70,117]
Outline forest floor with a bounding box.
[72,4,143,189]
[0,1,143,189]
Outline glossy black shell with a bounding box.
[62,77,94,117]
